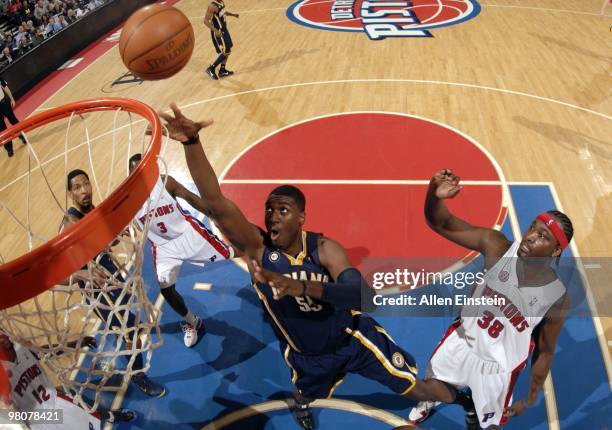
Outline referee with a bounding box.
[0,78,26,158]
[203,0,239,80]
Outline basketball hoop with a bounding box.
[0,98,166,411]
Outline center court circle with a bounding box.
[220,112,505,266]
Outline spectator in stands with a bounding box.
[57,14,68,28]
[7,0,23,26]
[65,8,76,23]
[4,34,15,50]
[0,47,14,66]
[33,0,46,24]
[45,16,61,35]
[87,0,103,12]
[14,33,30,55]
[15,25,28,44]
[0,0,9,15]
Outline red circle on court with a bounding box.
[220,113,504,265]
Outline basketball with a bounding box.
[119,4,194,80]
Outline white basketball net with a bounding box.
[0,103,169,412]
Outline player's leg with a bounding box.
[0,115,13,157]
[98,289,166,397]
[156,234,211,346]
[218,31,234,77]
[56,391,137,426]
[407,320,477,426]
[282,344,343,430]
[206,31,225,80]
[101,408,137,424]
[467,366,522,430]
[344,315,477,426]
[3,106,26,144]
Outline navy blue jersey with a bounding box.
[253,231,354,355]
[210,1,228,32]
[66,206,121,278]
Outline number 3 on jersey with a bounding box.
[295,296,322,312]
[157,222,167,233]
[477,310,504,338]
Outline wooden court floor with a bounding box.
[0,0,610,420]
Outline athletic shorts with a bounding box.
[281,313,418,399]
[427,320,529,427]
[152,221,233,288]
[211,29,233,54]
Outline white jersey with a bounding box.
[1,343,101,429]
[135,177,194,245]
[2,343,56,412]
[460,241,566,372]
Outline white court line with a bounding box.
[480,2,610,17]
[504,185,561,430]
[222,179,502,185]
[17,76,609,199]
[200,398,408,429]
[547,183,612,389]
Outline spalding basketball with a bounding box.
[119,4,194,80]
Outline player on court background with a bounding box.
[204,0,239,80]
[407,169,573,430]
[0,332,136,428]
[60,169,166,398]
[129,154,235,348]
[151,104,487,430]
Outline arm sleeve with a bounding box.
[320,268,375,311]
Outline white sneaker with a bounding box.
[181,317,203,347]
[408,400,440,424]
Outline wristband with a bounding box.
[181,135,200,146]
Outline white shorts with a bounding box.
[427,320,525,427]
[152,222,233,287]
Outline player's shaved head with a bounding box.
[268,185,305,212]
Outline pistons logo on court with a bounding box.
[287,0,481,40]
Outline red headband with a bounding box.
[536,213,569,250]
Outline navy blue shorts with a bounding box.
[281,313,418,399]
[211,29,233,54]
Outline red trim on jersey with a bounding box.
[430,318,462,359]
[176,203,231,259]
[151,242,158,274]
[500,338,535,426]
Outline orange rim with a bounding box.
[0,98,161,310]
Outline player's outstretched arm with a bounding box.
[158,103,263,257]
[504,294,569,419]
[425,169,510,260]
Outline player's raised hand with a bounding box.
[251,259,303,300]
[430,169,463,199]
[156,103,213,143]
